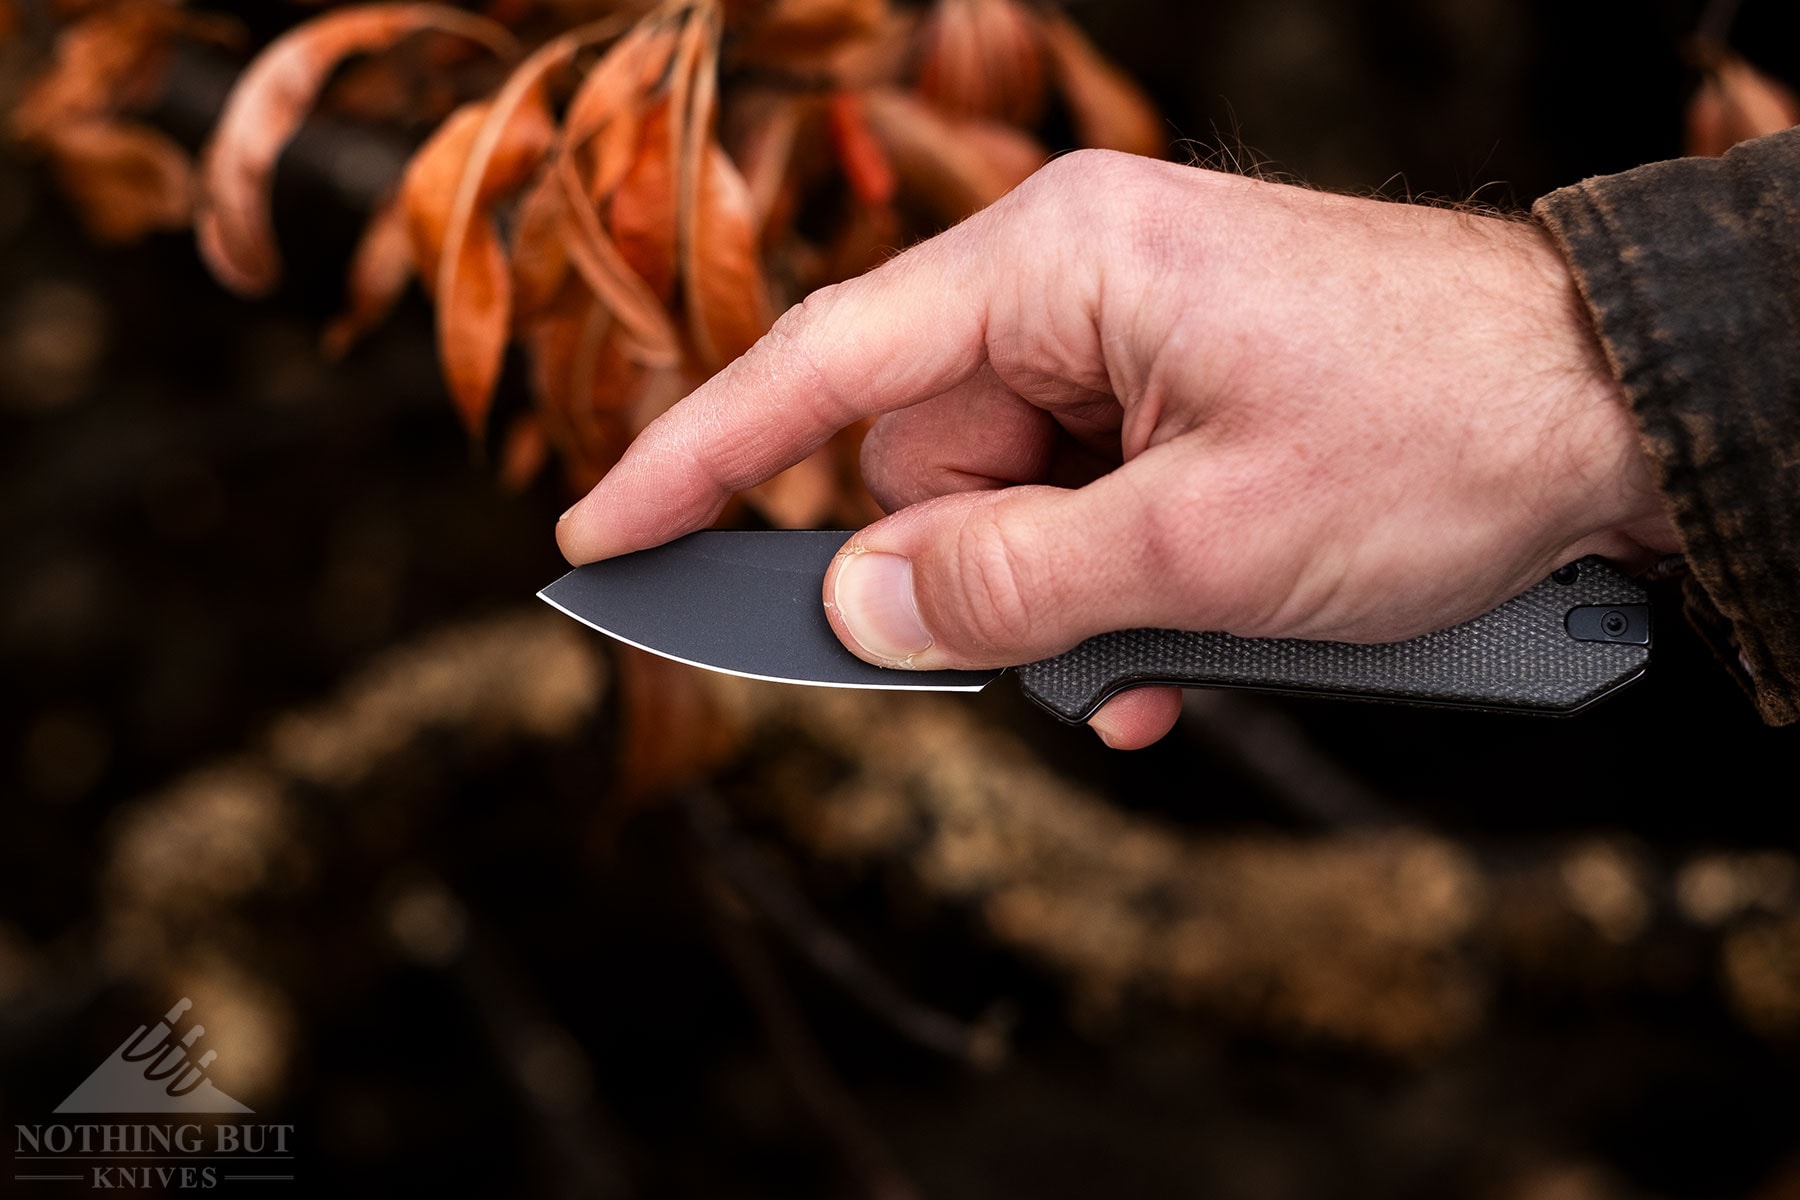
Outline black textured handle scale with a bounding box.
[1012,558,1651,722]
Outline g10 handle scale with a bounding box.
[1013,557,1651,722]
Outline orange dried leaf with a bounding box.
[318,54,425,126]
[397,101,521,437]
[561,6,693,203]
[727,91,810,232]
[45,120,193,243]
[917,0,978,116]
[827,91,897,206]
[613,645,748,800]
[438,219,512,436]
[408,14,644,432]
[11,4,211,140]
[816,200,901,291]
[323,190,414,359]
[196,3,517,296]
[582,101,647,206]
[521,297,582,419]
[562,22,677,154]
[401,103,485,295]
[723,0,887,64]
[521,293,597,471]
[512,171,572,323]
[667,4,720,355]
[553,18,683,364]
[556,150,682,366]
[433,44,566,437]
[1038,10,1164,158]
[1686,52,1800,157]
[685,144,771,371]
[944,116,1047,191]
[512,18,665,326]
[483,0,542,27]
[832,417,885,525]
[862,88,1045,222]
[916,0,1045,127]
[522,288,637,481]
[627,360,694,432]
[497,410,550,492]
[400,103,508,436]
[744,448,842,529]
[13,7,165,130]
[610,98,680,302]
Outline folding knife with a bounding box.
[538,530,1651,722]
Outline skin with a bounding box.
[558,150,1681,749]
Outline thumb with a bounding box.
[824,475,1192,671]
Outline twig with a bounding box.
[153,42,413,211]
[1180,691,1404,831]
[12,0,54,46]
[683,785,1011,1069]
[698,864,922,1200]
[1695,0,1746,48]
[387,875,635,1200]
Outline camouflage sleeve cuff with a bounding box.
[1532,128,1800,725]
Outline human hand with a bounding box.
[557,151,1679,748]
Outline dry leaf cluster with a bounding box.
[7,2,240,241]
[9,6,1797,504]
[1683,40,1800,157]
[7,0,1165,514]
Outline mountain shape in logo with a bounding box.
[54,998,253,1114]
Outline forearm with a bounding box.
[1534,127,1800,725]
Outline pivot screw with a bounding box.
[1602,610,1630,638]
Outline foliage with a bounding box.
[6,0,1166,512]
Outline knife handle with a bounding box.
[1012,557,1651,723]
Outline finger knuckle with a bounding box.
[1035,147,1128,191]
[945,506,1043,657]
[766,284,837,353]
[763,286,860,423]
[858,418,911,513]
[1010,149,1118,227]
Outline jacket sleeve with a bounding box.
[1532,127,1800,726]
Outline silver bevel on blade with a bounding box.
[537,531,1001,694]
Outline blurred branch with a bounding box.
[684,785,1011,1069]
[7,0,54,47]
[152,41,411,212]
[0,955,113,1063]
[681,673,1800,1053]
[698,864,922,1200]
[386,875,634,1200]
[10,598,1798,1106]
[1179,691,1403,831]
[1695,0,1746,47]
[85,610,606,1099]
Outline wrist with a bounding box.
[1524,224,1682,567]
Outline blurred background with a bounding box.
[4,0,1800,1197]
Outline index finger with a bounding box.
[556,205,1014,565]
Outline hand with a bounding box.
[558,150,1679,748]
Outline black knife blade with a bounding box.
[538,530,1652,721]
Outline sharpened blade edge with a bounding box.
[537,589,998,694]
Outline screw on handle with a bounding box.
[1012,558,1652,723]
